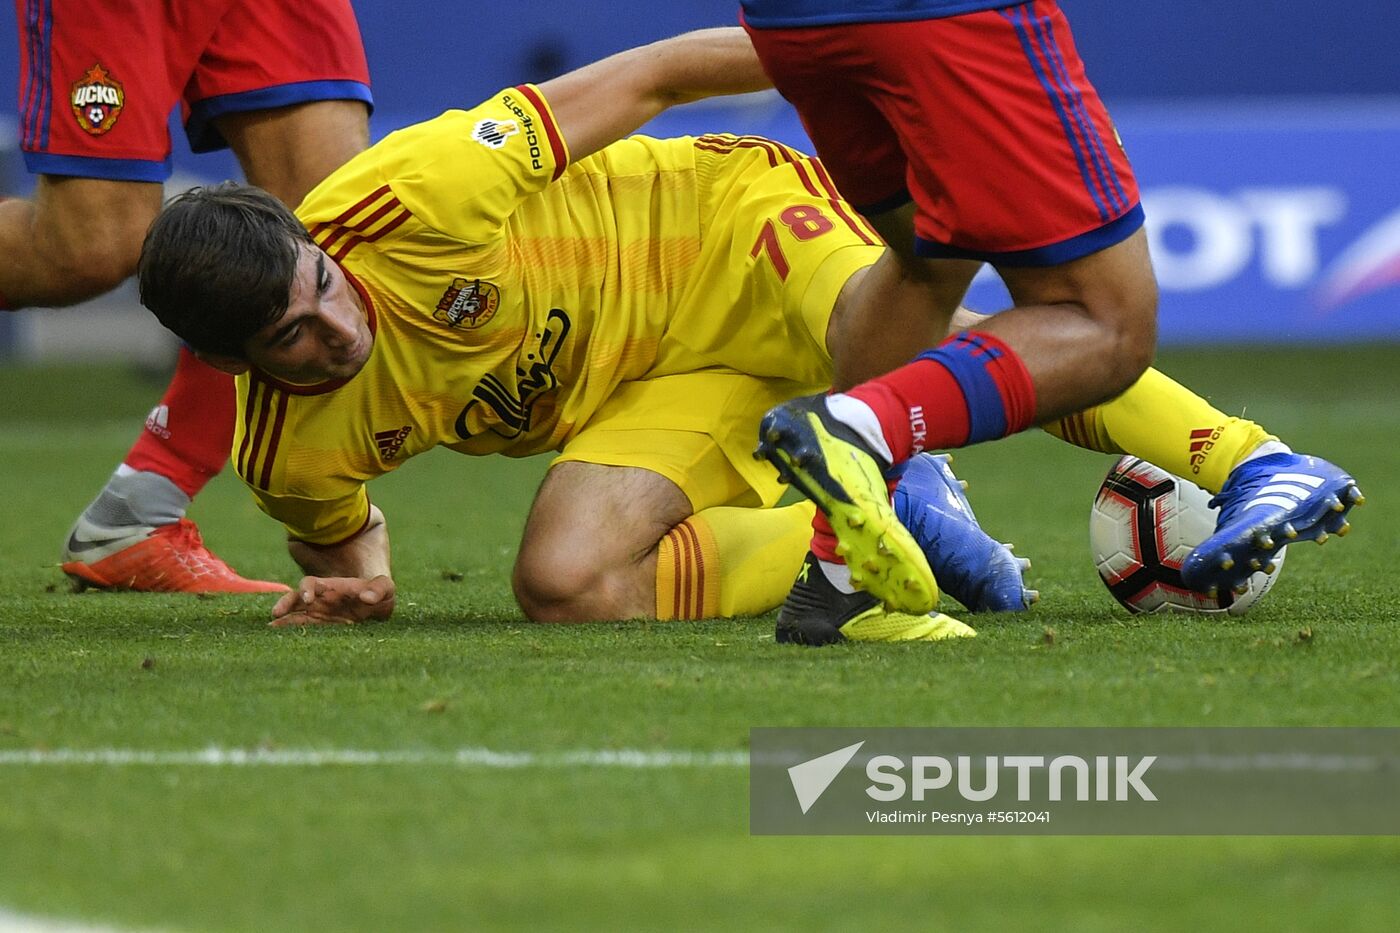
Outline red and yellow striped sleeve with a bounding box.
[232,375,372,546]
[347,85,570,244]
[305,184,412,264]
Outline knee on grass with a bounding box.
[512,549,643,624]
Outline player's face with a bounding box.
[244,244,373,384]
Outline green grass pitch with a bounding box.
[1,347,1398,931]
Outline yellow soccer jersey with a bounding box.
[232,85,881,544]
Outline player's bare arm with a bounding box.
[537,27,771,163]
[273,505,395,627]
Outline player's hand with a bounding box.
[269,575,396,627]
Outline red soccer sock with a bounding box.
[843,331,1037,462]
[122,346,236,497]
[810,511,839,562]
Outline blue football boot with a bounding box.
[1182,452,1365,597]
[892,453,1036,612]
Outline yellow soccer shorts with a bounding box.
[555,371,803,512]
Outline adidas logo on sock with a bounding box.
[145,404,171,439]
[1188,426,1223,473]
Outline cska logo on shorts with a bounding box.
[434,277,501,329]
[472,118,519,150]
[71,64,125,136]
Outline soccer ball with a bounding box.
[1089,455,1286,615]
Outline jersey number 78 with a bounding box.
[749,204,835,281]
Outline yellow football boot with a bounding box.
[756,394,937,615]
[775,552,974,645]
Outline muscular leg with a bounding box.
[761,224,1155,616]
[825,203,981,391]
[816,227,1158,476]
[6,176,287,592]
[0,102,368,307]
[988,228,1159,419]
[513,462,694,623]
[834,226,1158,423]
[62,100,372,592]
[217,100,371,206]
[949,303,1261,488]
[0,177,160,309]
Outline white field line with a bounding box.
[0,747,748,768]
[0,908,133,933]
[1,748,1388,773]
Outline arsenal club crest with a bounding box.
[71,64,124,136]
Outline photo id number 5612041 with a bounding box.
[986,811,1051,824]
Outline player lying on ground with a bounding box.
[134,29,1353,641]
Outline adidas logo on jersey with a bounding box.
[375,425,413,461]
[145,404,171,440]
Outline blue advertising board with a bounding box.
[1094,103,1400,345]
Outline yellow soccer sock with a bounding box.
[654,502,814,620]
[1043,405,1124,457]
[1046,368,1275,494]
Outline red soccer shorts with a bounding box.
[16,0,372,182]
[744,0,1142,266]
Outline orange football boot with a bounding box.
[61,518,290,594]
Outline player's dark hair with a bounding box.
[138,182,315,358]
